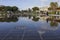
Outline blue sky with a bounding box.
[0,0,60,10]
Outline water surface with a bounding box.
[0,17,60,40]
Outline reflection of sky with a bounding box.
[0,17,59,34]
[0,22,17,30]
[0,17,60,40]
[17,17,59,31]
[0,0,60,10]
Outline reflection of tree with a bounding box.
[0,17,18,22]
[28,15,31,19]
[32,16,40,22]
[50,21,58,26]
[46,19,49,23]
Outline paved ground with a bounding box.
[0,26,41,40]
[0,25,60,40]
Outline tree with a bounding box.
[12,6,18,12]
[0,6,5,11]
[50,2,58,11]
[32,7,39,11]
[5,6,12,11]
[48,2,58,14]
[28,8,32,13]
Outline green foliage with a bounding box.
[49,2,58,11]
[0,18,18,22]
[0,6,19,12]
[50,21,58,26]
[32,12,37,16]
[48,11,56,14]
[0,6,5,11]
[32,7,39,11]
[50,2,58,8]
[28,8,32,13]
[12,6,18,12]
[32,16,40,22]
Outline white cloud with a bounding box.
[53,0,59,2]
[40,0,59,2]
[40,0,48,2]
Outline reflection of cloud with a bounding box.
[40,0,59,2]
[38,31,46,35]
[50,27,58,31]
[38,30,45,40]
[37,25,58,35]
[27,30,33,32]
[16,26,26,30]
[39,26,58,31]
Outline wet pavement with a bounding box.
[0,26,41,40]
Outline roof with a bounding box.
[48,7,60,10]
[56,8,60,10]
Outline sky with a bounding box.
[0,0,60,10]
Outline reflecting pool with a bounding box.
[0,16,60,40]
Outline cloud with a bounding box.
[40,0,48,2]
[40,0,59,2]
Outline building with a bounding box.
[48,7,60,19]
[40,6,49,12]
[39,6,49,16]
